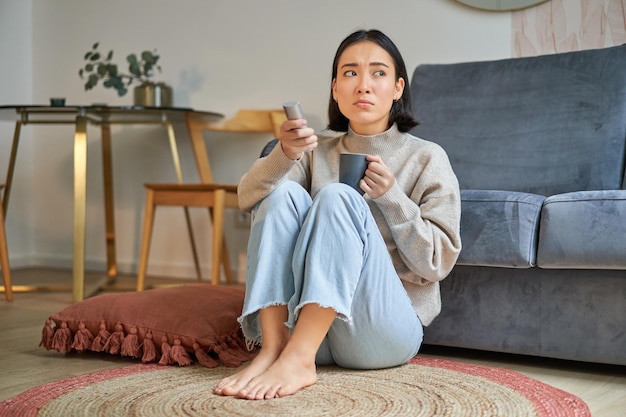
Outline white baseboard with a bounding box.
[6,255,245,284]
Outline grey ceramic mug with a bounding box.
[339,153,368,195]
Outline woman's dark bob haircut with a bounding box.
[327,29,418,133]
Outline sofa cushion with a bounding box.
[537,190,626,268]
[457,190,544,268]
[410,44,626,196]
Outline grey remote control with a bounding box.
[282,101,304,120]
[282,101,313,152]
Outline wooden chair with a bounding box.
[136,109,286,291]
[0,185,13,301]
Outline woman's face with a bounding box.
[332,41,405,136]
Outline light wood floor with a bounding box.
[1,268,625,416]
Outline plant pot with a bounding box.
[133,82,173,107]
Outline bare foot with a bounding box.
[214,348,280,396]
[237,350,318,400]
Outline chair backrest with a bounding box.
[187,109,287,184]
[205,109,286,137]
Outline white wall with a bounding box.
[0,0,34,263]
[0,0,511,280]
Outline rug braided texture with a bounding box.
[0,357,590,417]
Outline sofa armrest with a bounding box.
[537,190,626,268]
[457,190,545,268]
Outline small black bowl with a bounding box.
[50,98,66,107]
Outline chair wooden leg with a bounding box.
[0,198,12,302]
[221,235,234,284]
[136,189,156,291]
[211,189,226,285]
[183,206,203,283]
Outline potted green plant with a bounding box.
[78,42,172,107]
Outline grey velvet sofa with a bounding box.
[410,44,626,366]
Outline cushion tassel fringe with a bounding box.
[39,317,257,368]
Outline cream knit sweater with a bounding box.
[238,124,462,326]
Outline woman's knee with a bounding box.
[261,181,308,206]
[254,181,311,219]
[316,183,356,200]
[314,183,367,213]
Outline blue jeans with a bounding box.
[239,181,423,369]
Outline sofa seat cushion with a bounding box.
[457,190,545,268]
[537,190,626,268]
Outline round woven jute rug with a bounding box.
[0,357,589,417]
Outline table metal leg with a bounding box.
[101,123,117,278]
[73,116,88,302]
[2,121,22,215]
[0,187,12,301]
